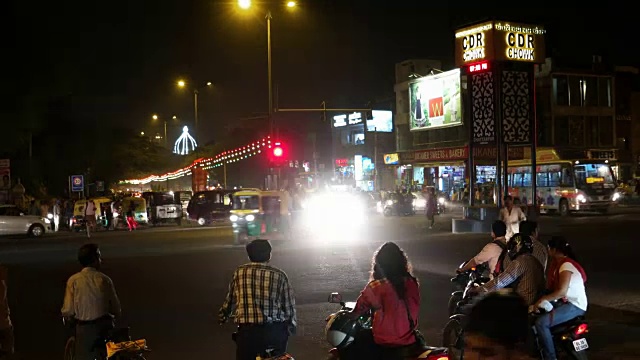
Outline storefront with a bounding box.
[334,156,375,191]
[395,145,525,199]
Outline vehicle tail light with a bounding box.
[424,355,449,360]
[575,323,588,335]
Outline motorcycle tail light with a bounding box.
[425,356,449,360]
[575,323,588,335]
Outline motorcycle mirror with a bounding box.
[328,292,342,304]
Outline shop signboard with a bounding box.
[335,158,349,167]
[333,112,364,128]
[454,21,546,67]
[412,146,524,163]
[383,153,399,165]
[409,69,462,131]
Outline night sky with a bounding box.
[10,1,637,144]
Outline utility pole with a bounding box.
[223,161,227,189]
[373,127,378,191]
[194,89,199,137]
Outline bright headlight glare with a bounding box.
[576,194,586,203]
[612,192,620,201]
[385,200,393,206]
[438,197,445,204]
[246,214,255,222]
[229,214,239,222]
[47,213,53,219]
[43,218,51,224]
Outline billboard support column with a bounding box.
[495,63,504,209]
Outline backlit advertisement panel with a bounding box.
[366,110,393,132]
[409,69,462,131]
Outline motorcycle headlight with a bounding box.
[229,214,239,222]
[576,194,586,203]
[438,197,445,205]
[612,192,621,201]
[246,214,255,222]
[385,200,393,206]
[47,213,53,219]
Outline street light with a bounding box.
[237,0,296,137]
[176,80,212,141]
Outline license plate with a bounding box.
[573,338,588,351]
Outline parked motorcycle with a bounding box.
[326,292,450,360]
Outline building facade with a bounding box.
[331,110,395,191]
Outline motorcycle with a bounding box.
[63,317,150,360]
[530,302,590,360]
[447,262,489,316]
[326,292,450,360]
[381,193,415,217]
[230,325,295,360]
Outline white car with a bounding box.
[0,205,52,237]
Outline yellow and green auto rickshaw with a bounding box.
[121,196,148,224]
[229,189,292,244]
[71,197,112,231]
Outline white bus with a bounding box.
[507,149,620,216]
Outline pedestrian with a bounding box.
[53,199,61,232]
[126,201,138,231]
[0,264,14,357]
[84,199,96,238]
[499,195,526,241]
[61,244,121,360]
[425,187,438,229]
[219,239,297,360]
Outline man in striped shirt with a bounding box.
[475,234,545,306]
[219,239,297,360]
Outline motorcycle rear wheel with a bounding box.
[443,319,464,360]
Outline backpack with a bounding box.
[492,240,508,277]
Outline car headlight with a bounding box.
[576,194,586,203]
[229,214,239,222]
[612,192,621,201]
[438,197,445,205]
[246,214,255,222]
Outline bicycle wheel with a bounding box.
[64,336,75,360]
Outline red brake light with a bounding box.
[575,323,588,335]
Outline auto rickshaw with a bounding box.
[229,189,292,244]
[121,197,148,224]
[71,197,113,231]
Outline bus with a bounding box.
[507,148,620,216]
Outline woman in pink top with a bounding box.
[347,242,421,359]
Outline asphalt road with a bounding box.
[1,210,640,360]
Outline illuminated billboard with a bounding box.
[366,110,393,132]
[409,69,462,131]
[454,21,546,67]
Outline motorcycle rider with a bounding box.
[61,244,121,360]
[464,291,535,360]
[457,220,508,279]
[519,220,548,271]
[473,233,545,306]
[218,239,297,360]
[532,236,587,360]
[346,242,421,360]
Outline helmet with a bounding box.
[507,233,533,260]
[325,310,359,348]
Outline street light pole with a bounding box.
[164,120,167,147]
[194,89,199,139]
[267,11,273,138]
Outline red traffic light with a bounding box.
[272,142,284,157]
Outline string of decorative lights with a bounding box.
[120,136,272,185]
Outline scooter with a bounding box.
[326,292,450,360]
